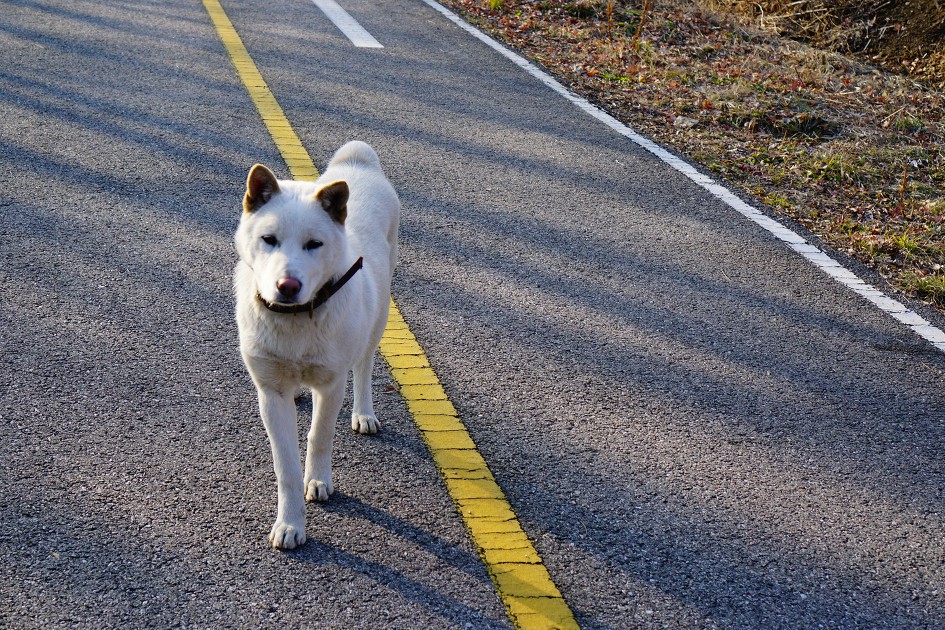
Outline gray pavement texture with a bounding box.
[1,0,944,628]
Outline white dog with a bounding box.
[234,141,400,550]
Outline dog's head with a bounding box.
[236,164,349,306]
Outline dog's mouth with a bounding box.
[256,292,315,315]
[256,289,303,307]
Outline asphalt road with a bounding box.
[2,0,944,628]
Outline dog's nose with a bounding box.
[276,277,302,299]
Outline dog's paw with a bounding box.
[305,478,334,502]
[269,520,306,550]
[351,413,380,434]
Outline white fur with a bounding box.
[234,141,399,550]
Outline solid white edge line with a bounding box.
[312,0,383,48]
[419,0,945,354]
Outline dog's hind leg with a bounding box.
[257,387,306,550]
[350,348,380,434]
[304,379,345,502]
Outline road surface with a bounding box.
[2,0,944,627]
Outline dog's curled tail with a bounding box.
[329,141,381,170]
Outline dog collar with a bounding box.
[256,257,363,318]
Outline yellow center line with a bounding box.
[202,0,318,182]
[201,1,578,627]
[380,305,578,628]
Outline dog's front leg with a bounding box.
[351,348,380,434]
[257,386,306,550]
[304,378,345,502]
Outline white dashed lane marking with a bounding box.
[311,0,383,48]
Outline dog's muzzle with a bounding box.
[256,257,364,318]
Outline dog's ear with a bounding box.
[315,181,349,225]
[244,164,280,213]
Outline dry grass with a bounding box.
[441,0,945,310]
[710,0,945,87]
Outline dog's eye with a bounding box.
[261,235,278,246]
[304,240,323,251]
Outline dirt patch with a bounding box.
[440,0,945,311]
[714,0,945,87]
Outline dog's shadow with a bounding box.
[292,491,481,572]
[289,393,501,605]
[282,492,505,627]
